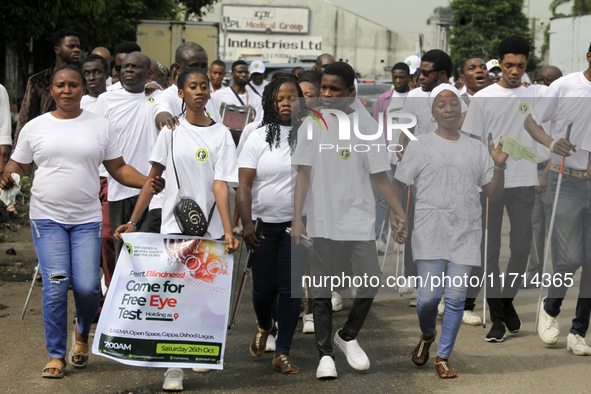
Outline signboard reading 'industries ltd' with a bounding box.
[222,5,310,34]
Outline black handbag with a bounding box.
[170,129,216,236]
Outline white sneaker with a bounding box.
[401,285,415,295]
[437,300,445,316]
[409,298,417,307]
[316,355,337,379]
[334,329,370,370]
[462,310,483,326]
[192,367,210,373]
[163,368,183,391]
[409,289,418,307]
[538,298,560,345]
[303,313,314,333]
[567,333,591,356]
[265,334,276,352]
[331,291,343,312]
[376,240,387,254]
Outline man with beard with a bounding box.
[15,28,81,144]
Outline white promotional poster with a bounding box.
[92,233,233,369]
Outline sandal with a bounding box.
[249,320,274,357]
[434,358,457,379]
[69,327,89,368]
[42,359,66,378]
[272,353,300,374]
[411,329,437,366]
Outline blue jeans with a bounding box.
[544,172,591,337]
[30,219,102,358]
[250,221,307,354]
[416,260,472,359]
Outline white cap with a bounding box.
[249,60,266,74]
[404,55,421,74]
[486,59,500,71]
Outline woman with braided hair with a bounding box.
[237,76,308,373]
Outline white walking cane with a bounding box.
[483,132,494,328]
[21,263,40,319]
[483,197,489,328]
[534,123,572,335]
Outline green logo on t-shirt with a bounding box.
[196,148,209,162]
[339,148,352,161]
[518,103,529,115]
[147,96,155,103]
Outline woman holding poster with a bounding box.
[392,85,508,378]
[237,76,308,374]
[0,65,159,379]
[114,67,239,391]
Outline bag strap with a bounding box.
[247,82,262,98]
[230,86,245,106]
[170,129,217,219]
[170,129,183,195]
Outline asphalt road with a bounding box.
[0,221,589,393]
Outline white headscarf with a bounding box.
[429,84,462,111]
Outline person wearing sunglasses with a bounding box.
[486,59,503,85]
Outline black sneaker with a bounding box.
[485,320,506,342]
[503,303,522,333]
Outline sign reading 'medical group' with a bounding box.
[222,5,310,34]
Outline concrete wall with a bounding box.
[197,0,417,79]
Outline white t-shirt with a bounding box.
[462,83,547,188]
[81,95,109,177]
[149,118,238,238]
[292,109,390,241]
[532,72,591,170]
[236,121,261,158]
[394,132,493,266]
[246,80,269,98]
[0,84,11,145]
[153,84,221,124]
[239,125,295,223]
[11,111,121,224]
[106,81,122,92]
[386,89,410,145]
[402,84,467,137]
[94,89,158,202]
[211,86,263,123]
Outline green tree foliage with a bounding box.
[449,0,536,76]
[0,0,217,90]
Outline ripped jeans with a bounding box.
[30,219,102,358]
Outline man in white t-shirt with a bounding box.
[458,58,489,102]
[94,52,159,260]
[106,42,141,92]
[401,49,467,139]
[92,46,113,87]
[463,35,547,342]
[211,60,263,125]
[80,53,118,309]
[153,42,221,131]
[372,62,411,250]
[292,62,407,380]
[524,49,591,355]
[246,60,269,98]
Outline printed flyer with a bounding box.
[92,233,233,369]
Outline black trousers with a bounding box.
[309,238,380,358]
[485,187,535,322]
